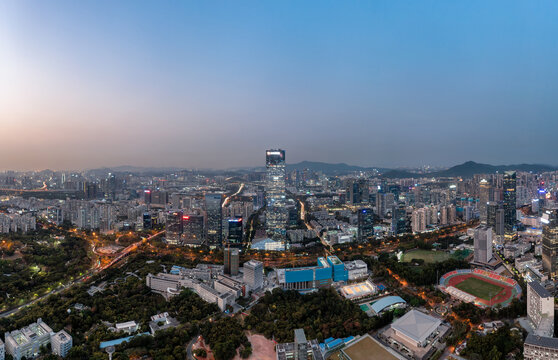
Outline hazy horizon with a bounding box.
[2,1,558,171]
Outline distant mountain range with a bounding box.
[381,161,558,178]
[87,161,557,178]
[286,161,389,174]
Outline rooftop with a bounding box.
[525,334,558,349]
[370,296,406,314]
[391,310,441,344]
[529,281,552,298]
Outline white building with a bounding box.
[115,321,138,334]
[344,260,368,281]
[50,330,73,358]
[474,225,493,264]
[4,318,53,360]
[527,282,554,337]
[0,338,4,360]
[244,260,264,291]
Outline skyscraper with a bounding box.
[243,260,264,292]
[486,201,505,238]
[503,171,517,236]
[473,225,493,264]
[479,179,490,224]
[182,214,204,246]
[227,217,243,245]
[166,210,183,245]
[265,149,287,241]
[224,247,239,276]
[357,208,374,242]
[205,193,222,246]
[542,208,558,278]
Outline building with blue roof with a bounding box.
[99,333,150,349]
[277,256,349,292]
[370,296,407,315]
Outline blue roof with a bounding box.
[324,337,335,344]
[99,333,151,349]
[326,338,343,349]
[370,296,406,314]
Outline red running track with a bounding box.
[445,273,513,306]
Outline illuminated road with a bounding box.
[100,231,165,271]
[222,183,245,208]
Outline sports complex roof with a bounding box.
[370,296,406,314]
[391,310,441,345]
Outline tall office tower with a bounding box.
[503,171,517,236]
[142,212,152,230]
[166,211,183,245]
[357,208,374,242]
[143,189,152,205]
[265,149,287,240]
[527,281,554,337]
[347,179,369,205]
[227,218,243,245]
[205,193,223,246]
[182,215,204,246]
[391,205,407,235]
[224,247,239,276]
[486,201,505,237]
[473,225,493,264]
[479,179,490,224]
[243,259,264,291]
[542,209,558,278]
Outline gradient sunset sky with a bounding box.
[1,1,558,170]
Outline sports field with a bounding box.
[341,335,397,360]
[454,276,504,301]
[401,249,450,263]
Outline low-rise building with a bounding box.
[51,330,73,358]
[379,310,450,360]
[344,260,368,281]
[276,328,324,360]
[115,321,138,334]
[0,338,4,360]
[4,318,53,360]
[148,313,180,335]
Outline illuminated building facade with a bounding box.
[503,171,517,237]
[205,193,222,246]
[265,149,287,242]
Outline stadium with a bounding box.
[439,269,521,308]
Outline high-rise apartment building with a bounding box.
[473,225,493,264]
[527,281,554,337]
[542,208,558,278]
[486,201,505,238]
[265,149,287,241]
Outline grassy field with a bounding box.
[401,249,450,263]
[454,276,504,301]
[342,335,398,360]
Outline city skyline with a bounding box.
[2,1,558,170]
